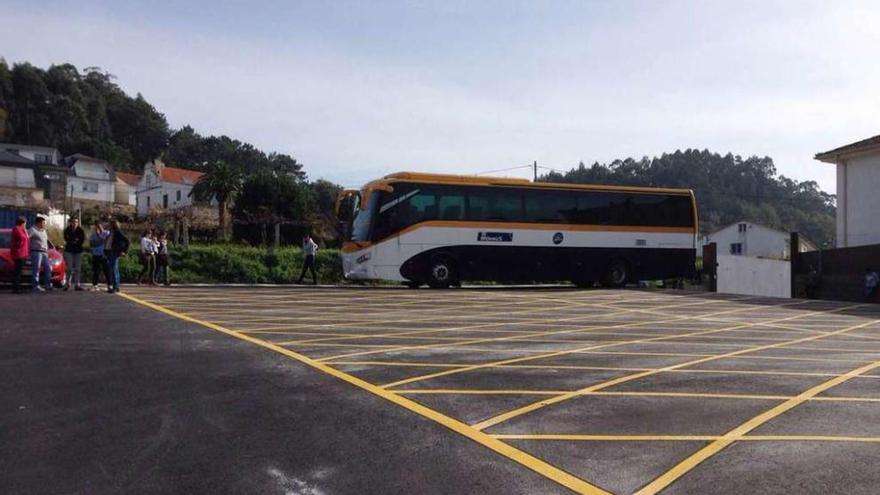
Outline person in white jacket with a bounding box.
[296,235,319,285]
[137,230,158,285]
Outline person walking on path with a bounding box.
[89,222,111,291]
[62,217,86,291]
[155,231,171,286]
[137,229,157,285]
[29,217,51,292]
[10,217,29,294]
[105,220,130,293]
[865,268,879,302]
[296,235,319,285]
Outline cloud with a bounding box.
[2,1,879,192]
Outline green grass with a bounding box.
[83,244,343,284]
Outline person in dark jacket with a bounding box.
[10,217,29,294]
[105,220,130,293]
[155,231,171,286]
[63,217,86,291]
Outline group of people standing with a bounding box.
[136,229,170,286]
[59,216,131,293]
[8,215,162,294]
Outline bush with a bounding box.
[81,244,343,284]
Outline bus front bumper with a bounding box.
[342,251,371,280]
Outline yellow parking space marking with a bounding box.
[118,291,612,495]
[493,434,718,441]
[380,301,824,390]
[471,305,867,431]
[492,434,880,443]
[332,358,875,383]
[319,300,811,363]
[393,389,880,402]
[634,331,880,495]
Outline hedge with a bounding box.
[80,244,343,284]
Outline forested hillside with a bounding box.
[541,150,835,246]
[0,60,303,177]
[0,60,835,246]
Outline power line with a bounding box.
[473,164,534,176]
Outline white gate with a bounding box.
[716,255,791,298]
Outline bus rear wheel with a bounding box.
[604,259,630,288]
[427,258,458,288]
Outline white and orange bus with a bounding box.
[336,172,697,288]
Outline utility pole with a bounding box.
[533,160,537,182]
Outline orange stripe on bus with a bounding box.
[342,221,695,253]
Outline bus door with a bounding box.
[335,189,360,242]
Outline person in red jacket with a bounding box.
[10,216,30,294]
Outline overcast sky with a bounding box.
[2,0,879,192]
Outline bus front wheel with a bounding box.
[427,257,458,288]
[604,259,630,288]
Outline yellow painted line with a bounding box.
[741,435,880,442]
[492,434,880,443]
[117,292,610,495]
[493,434,718,441]
[471,305,868,431]
[392,389,880,402]
[397,390,571,395]
[634,342,880,495]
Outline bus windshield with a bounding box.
[351,191,379,242]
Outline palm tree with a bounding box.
[190,160,244,240]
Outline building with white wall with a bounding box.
[0,143,67,203]
[115,172,140,206]
[0,143,61,165]
[815,134,880,248]
[702,221,815,260]
[136,159,204,216]
[66,154,116,205]
[0,150,44,207]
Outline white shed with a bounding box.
[815,134,880,248]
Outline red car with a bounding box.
[0,228,67,287]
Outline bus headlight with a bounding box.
[356,253,371,264]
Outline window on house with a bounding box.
[147,196,151,208]
[163,194,169,209]
[730,243,743,255]
[738,223,747,232]
[176,190,181,201]
[82,182,99,193]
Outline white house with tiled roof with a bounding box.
[136,158,204,216]
[816,133,880,248]
[66,153,116,204]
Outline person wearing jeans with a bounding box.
[105,220,130,293]
[29,217,51,292]
[90,222,110,290]
[63,217,86,290]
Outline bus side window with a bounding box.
[575,191,611,225]
[409,190,437,224]
[525,190,577,223]
[438,192,465,220]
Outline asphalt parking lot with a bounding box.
[4,286,880,494]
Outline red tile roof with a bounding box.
[160,166,203,185]
[115,172,142,186]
